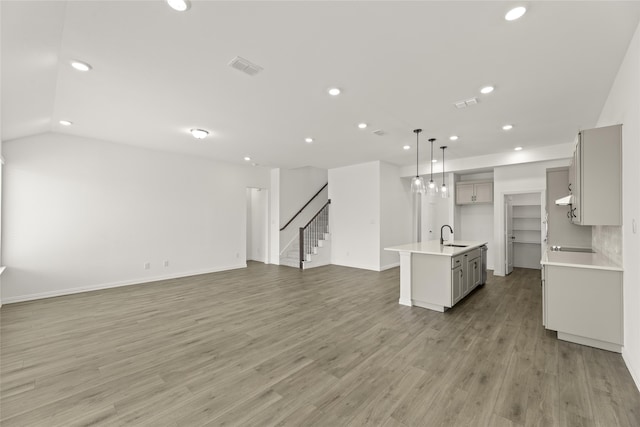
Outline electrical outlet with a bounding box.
[163,260,169,267]
[144,262,150,270]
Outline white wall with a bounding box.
[493,159,569,276]
[380,162,412,270]
[421,172,456,243]
[1,133,269,303]
[329,161,381,271]
[269,169,280,264]
[595,20,640,391]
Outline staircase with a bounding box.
[280,200,331,269]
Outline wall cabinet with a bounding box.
[568,124,622,226]
[456,181,493,205]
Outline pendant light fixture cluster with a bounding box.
[410,130,449,198]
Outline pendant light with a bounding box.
[440,146,449,198]
[411,129,426,194]
[427,138,439,196]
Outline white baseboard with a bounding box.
[379,262,400,271]
[330,260,380,272]
[0,263,247,305]
[623,349,640,393]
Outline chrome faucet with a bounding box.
[440,225,453,245]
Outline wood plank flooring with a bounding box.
[1,263,639,426]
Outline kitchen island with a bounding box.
[385,240,487,312]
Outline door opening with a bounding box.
[246,188,269,264]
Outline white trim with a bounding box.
[0,266,6,276]
[379,262,400,271]
[330,261,380,271]
[0,263,247,304]
[623,350,640,393]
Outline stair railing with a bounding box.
[299,200,331,269]
[280,183,328,231]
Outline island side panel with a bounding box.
[411,253,451,311]
[398,251,412,306]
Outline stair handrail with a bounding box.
[301,200,331,229]
[280,183,328,231]
[299,200,331,268]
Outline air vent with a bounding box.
[372,129,386,136]
[453,97,478,109]
[228,56,263,76]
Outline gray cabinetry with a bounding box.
[569,124,622,226]
[452,266,463,304]
[543,263,623,352]
[456,181,493,205]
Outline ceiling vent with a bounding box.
[228,56,263,76]
[454,97,478,109]
[372,129,386,136]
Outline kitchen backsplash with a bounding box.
[593,225,622,265]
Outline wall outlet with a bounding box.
[163,260,169,267]
[144,262,150,270]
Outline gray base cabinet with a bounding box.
[543,264,623,352]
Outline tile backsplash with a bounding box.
[593,225,623,265]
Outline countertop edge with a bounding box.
[384,241,488,257]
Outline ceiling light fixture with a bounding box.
[244,156,251,161]
[167,0,191,11]
[358,123,368,129]
[59,120,72,126]
[403,145,411,150]
[70,60,92,72]
[449,135,459,141]
[480,86,494,94]
[440,146,449,198]
[190,129,209,139]
[502,124,513,131]
[514,146,523,151]
[411,129,426,194]
[427,138,439,196]
[305,137,314,143]
[505,6,527,21]
[328,88,341,96]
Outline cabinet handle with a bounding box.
[568,183,572,192]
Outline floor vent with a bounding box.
[228,56,263,76]
[372,129,386,136]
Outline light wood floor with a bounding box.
[1,263,639,426]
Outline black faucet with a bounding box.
[440,225,453,245]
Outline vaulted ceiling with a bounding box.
[2,1,640,169]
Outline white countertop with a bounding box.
[541,248,623,271]
[384,240,487,257]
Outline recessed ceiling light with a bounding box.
[480,86,494,94]
[190,129,209,139]
[244,156,251,161]
[305,137,314,143]
[403,145,411,150]
[59,120,72,126]
[449,135,459,141]
[514,146,523,151]
[70,60,92,72]
[358,123,368,129]
[167,0,190,11]
[505,6,527,21]
[432,159,438,163]
[502,124,513,131]
[328,88,341,96]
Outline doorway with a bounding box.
[246,188,269,263]
[504,192,544,275]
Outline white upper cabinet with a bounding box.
[455,181,493,205]
[569,124,622,226]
